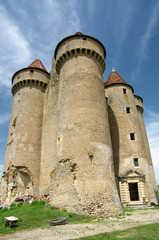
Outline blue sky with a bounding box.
[0,0,159,184]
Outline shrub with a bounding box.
[10,203,16,209]
[31,200,46,206]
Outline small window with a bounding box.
[30,69,34,73]
[130,133,135,140]
[134,158,139,167]
[126,107,130,113]
[83,37,87,40]
[123,88,127,94]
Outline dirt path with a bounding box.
[0,209,159,240]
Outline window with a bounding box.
[126,107,130,113]
[83,37,87,40]
[30,69,34,73]
[130,133,135,140]
[134,158,139,167]
[123,88,126,94]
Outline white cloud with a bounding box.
[0,137,6,143]
[88,0,96,20]
[0,164,4,177]
[145,110,159,185]
[35,0,81,41]
[131,1,159,81]
[0,5,31,88]
[107,1,136,68]
[0,113,10,125]
[18,0,81,71]
[0,0,81,86]
[138,2,159,62]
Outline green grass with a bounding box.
[0,203,158,236]
[0,201,92,235]
[122,206,159,213]
[75,223,159,240]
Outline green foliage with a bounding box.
[10,203,16,209]
[154,189,159,198]
[31,200,46,205]
[17,202,23,207]
[50,206,57,210]
[75,223,159,240]
[0,203,92,235]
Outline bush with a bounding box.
[50,206,57,210]
[17,203,23,207]
[10,203,16,209]
[31,200,46,206]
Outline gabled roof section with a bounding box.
[104,69,134,93]
[119,170,145,179]
[28,59,48,72]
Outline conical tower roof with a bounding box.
[12,59,49,83]
[104,69,134,92]
[74,32,83,35]
[28,59,48,72]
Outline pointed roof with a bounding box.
[104,69,134,92]
[12,59,49,83]
[104,69,127,86]
[28,59,48,72]
[75,32,83,35]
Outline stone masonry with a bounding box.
[1,32,158,217]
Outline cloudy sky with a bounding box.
[0,0,159,184]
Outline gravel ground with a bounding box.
[0,209,159,240]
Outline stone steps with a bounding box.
[126,203,150,209]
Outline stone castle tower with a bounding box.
[1,32,158,217]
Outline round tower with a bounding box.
[104,70,157,205]
[2,60,49,203]
[134,95,158,192]
[50,33,122,217]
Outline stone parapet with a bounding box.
[12,79,48,95]
[136,105,144,114]
[134,95,144,114]
[56,48,105,74]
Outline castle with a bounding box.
[1,32,158,217]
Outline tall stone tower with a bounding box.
[104,70,157,205]
[2,60,49,203]
[49,33,122,217]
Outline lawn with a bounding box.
[75,223,159,240]
[0,202,159,238]
[0,201,92,235]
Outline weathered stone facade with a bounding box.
[1,32,158,216]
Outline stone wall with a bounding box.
[40,58,60,195]
[105,84,157,204]
[50,35,122,217]
[2,68,49,202]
